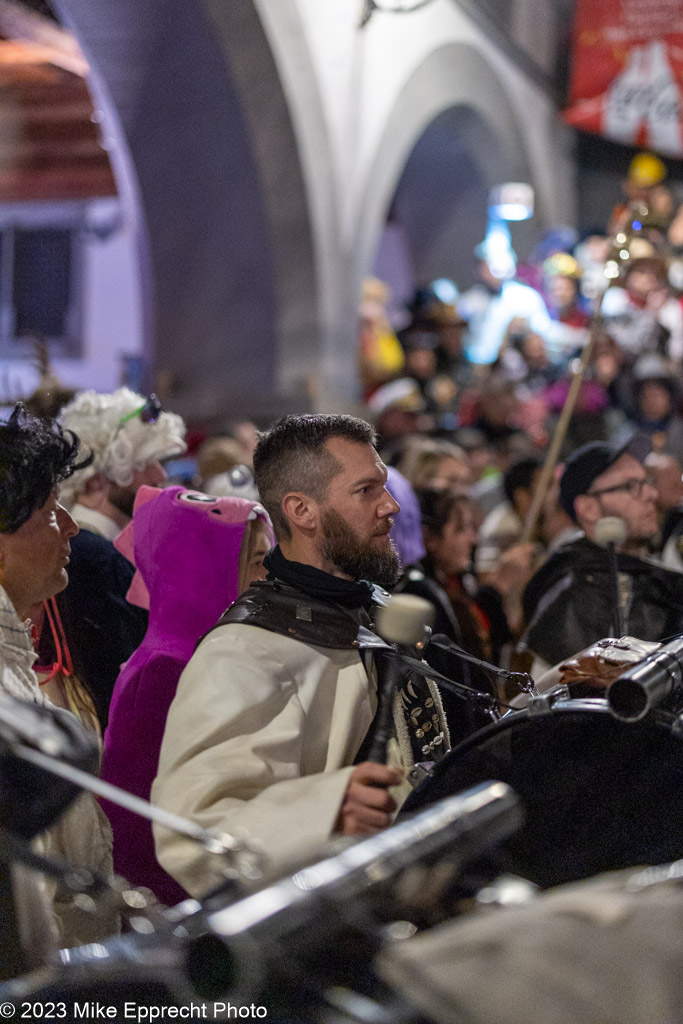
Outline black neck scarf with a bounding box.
[264,545,374,609]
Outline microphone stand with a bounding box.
[0,732,265,887]
[607,539,624,638]
[427,634,538,700]
[367,648,405,764]
[394,634,538,717]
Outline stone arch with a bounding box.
[53,0,319,422]
[354,41,545,309]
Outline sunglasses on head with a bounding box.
[117,395,162,428]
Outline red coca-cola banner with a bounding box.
[564,0,683,155]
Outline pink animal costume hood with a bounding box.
[100,485,272,904]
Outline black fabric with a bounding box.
[396,563,509,744]
[521,537,683,666]
[661,505,683,549]
[403,700,683,888]
[214,578,379,651]
[397,564,463,647]
[263,546,374,609]
[397,565,481,744]
[52,528,148,730]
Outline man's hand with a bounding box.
[492,541,538,597]
[335,762,403,835]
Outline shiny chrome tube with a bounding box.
[608,635,683,722]
[188,781,522,997]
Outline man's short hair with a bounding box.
[503,457,541,506]
[0,404,90,533]
[253,414,377,540]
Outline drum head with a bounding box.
[402,700,683,888]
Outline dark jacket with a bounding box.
[397,562,502,745]
[53,528,148,729]
[521,536,683,666]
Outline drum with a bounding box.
[402,696,683,888]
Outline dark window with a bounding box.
[0,222,81,357]
[13,229,72,337]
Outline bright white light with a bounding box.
[492,203,531,221]
[431,278,459,303]
[488,182,534,222]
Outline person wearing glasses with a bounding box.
[48,388,186,729]
[520,434,683,672]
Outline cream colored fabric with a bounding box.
[70,503,120,541]
[0,586,41,702]
[378,867,683,1024]
[153,623,380,897]
[0,583,116,952]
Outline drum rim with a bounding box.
[428,695,677,781]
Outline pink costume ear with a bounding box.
[114,485,162,611]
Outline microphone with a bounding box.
[608,633,683,721]
[376,593,435,648]
[366,594,434,764]
[594,516,627,637]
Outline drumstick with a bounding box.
[522,202,654,543]
[521,323,598,543]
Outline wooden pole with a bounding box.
[521,321,600,543]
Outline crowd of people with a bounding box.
[2,151,683,1009]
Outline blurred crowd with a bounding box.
[5,150,683,953]
[349,152,683,671]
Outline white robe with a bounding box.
[152,622,380,897]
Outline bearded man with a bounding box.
[153,414,449,897]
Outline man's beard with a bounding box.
[320,508,401,587]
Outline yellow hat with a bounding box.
[627,152,667,187]
[543,253,582,279]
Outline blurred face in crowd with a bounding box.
[405,347,437,381]
[317,438,401,586]
[575,454,658,544]
[430,456,472,491]
[511,468,543,522]
[480,384,518,428]
[425,499,477,576]
[521,333,549,371]
[646,453,683,513]
[547,275,577,311]
[439,324,465,358]
[592,335,623,385]
[638,381,672,422]
[626,267,662,302]
[377,408,421,441]
[0,489,79,619]
[109,461,168,519]
[238,518,271,593]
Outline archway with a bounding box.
[53,0,318,423]
[356,42,543,324]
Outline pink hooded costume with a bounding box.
[100,485,272,905]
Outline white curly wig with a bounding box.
[58,387,186,508]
